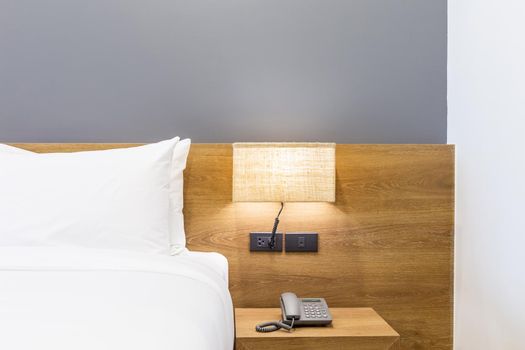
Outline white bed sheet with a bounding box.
[179,250,229,285]
[0,247,234,350]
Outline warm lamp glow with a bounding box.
[232,142,336,202]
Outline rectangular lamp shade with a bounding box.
[232,142,336,202]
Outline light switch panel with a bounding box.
[285,232,318,252]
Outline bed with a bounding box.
[0,139,234,350]
[0,247,234,350]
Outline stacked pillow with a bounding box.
[0,138,190,255]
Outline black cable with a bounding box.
[255,318,294,333]
[268,202,284,249]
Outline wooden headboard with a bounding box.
[12,143,454,350]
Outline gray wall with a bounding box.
[0,0,447,143]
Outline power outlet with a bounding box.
[249,232,283,252]
[285,232,318,252]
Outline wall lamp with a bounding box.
[232,142,336,251]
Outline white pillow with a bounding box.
[0,138,182,255]
[0,140,191,255]
[168,139,191,254]
[0,144,32,154]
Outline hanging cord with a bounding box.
[268,202,284,249]
[255,318,294,333]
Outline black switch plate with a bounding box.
[285,232,318,252]
[249,232,283,252]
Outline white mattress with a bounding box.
[0,247,234,350]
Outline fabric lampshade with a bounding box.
[232,142,336,202]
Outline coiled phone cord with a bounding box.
[255,318,294,333]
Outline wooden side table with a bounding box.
[235,307,400,350]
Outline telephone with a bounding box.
[255,292,332,332]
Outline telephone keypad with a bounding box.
[302,302,329,319]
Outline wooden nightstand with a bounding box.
[235,308,399,350]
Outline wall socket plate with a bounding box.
[249,232,283,252]
[285,232,318,252]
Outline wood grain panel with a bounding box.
[10,143,454,349]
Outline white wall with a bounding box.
[448,1,525,349]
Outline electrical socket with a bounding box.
[249,232,283,252]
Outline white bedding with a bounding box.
[0,247,234,350]
[180,250,229,285]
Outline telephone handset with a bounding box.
[255,292,332,333]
